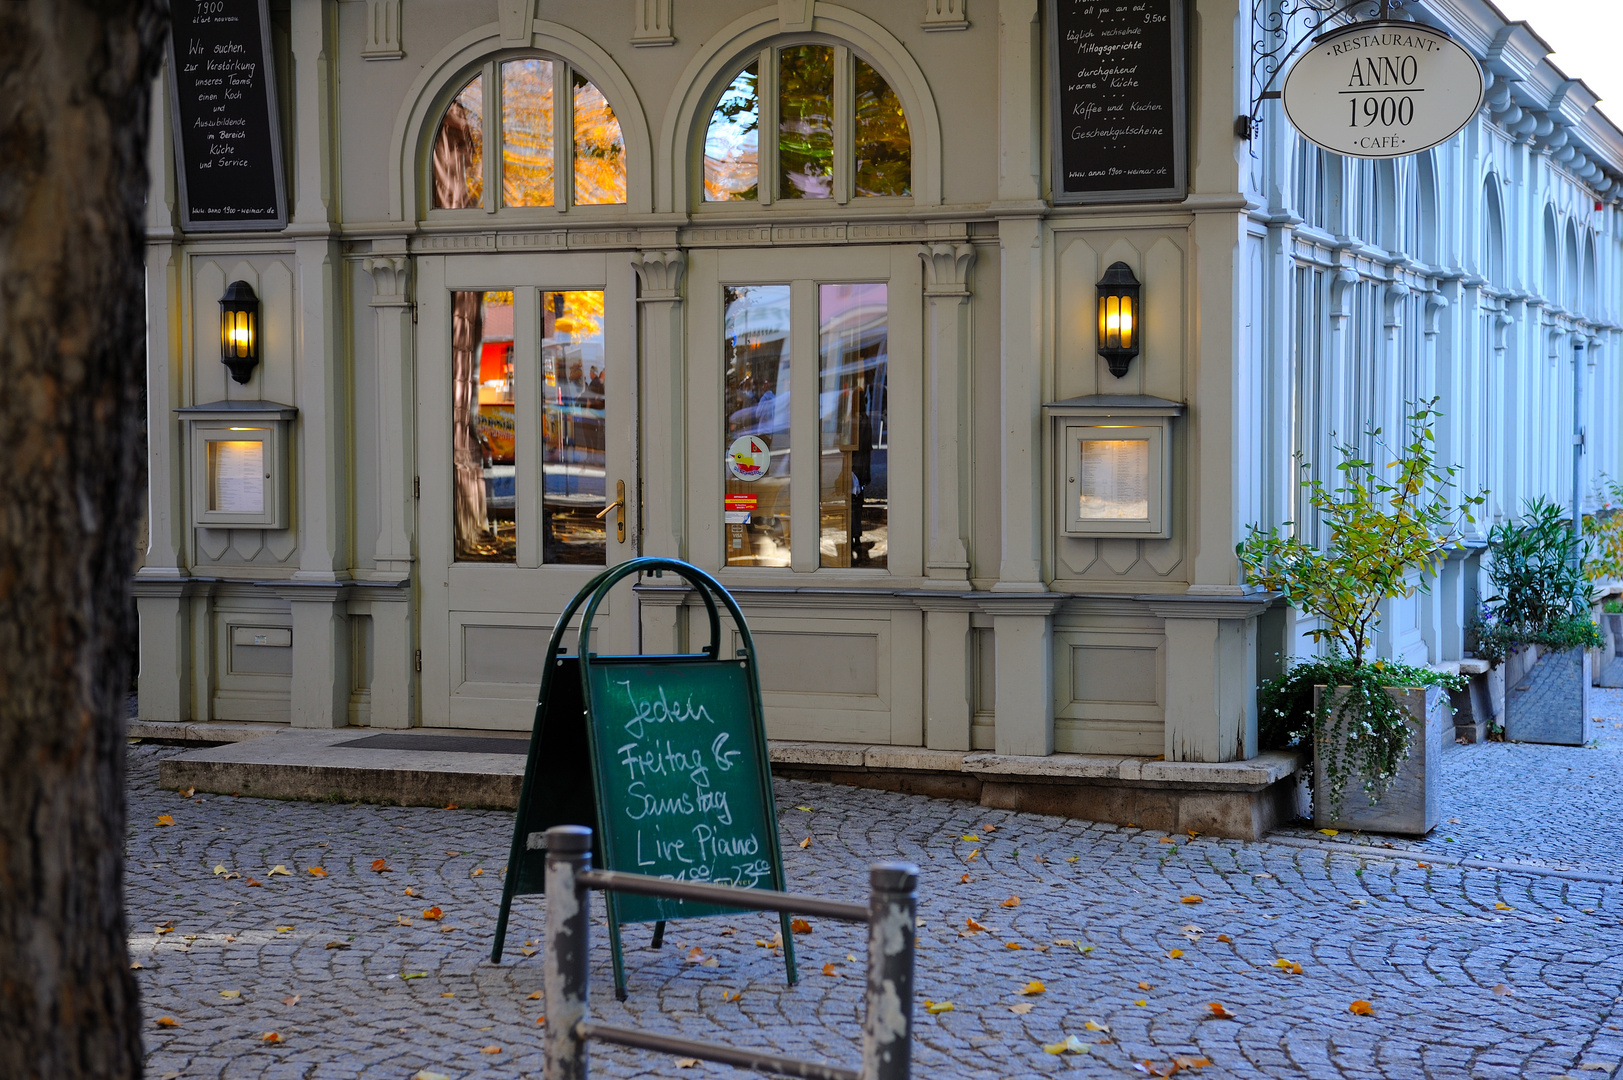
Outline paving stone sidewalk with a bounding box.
[134,693,1623,1080]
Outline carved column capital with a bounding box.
[363,256,411,307]
[918,242,976,298]
[633,249,687,302]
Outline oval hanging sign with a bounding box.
[1282,21,1484,159]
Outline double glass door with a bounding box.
[416,253,637,729]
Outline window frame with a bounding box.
[425,52,626,220]
[697,39,913,213]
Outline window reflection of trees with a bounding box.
[703,46,910,205]
[818,284,887,568]
[430,57,624,210]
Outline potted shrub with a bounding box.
[1238,402,1480,834]
[1475,497,1603,745]
[1583,480,1623,686]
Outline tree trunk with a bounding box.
[0,2,168,1077]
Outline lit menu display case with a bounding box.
[1043,396,1183,540]
[176,400,297,530]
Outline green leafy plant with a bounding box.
[1474,496,1603,664]
[1238,401,1482,818]
[1583,476,1623,584]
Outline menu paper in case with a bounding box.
[1050,0,1186,202]
[1077,439,1149,519]
[210,440,265,514]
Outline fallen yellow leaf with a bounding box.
[479,1045,501,1054]
[959,873,973,884]
[1139,981,1153,990]
[371,858,390,873]
[396,915,412,926]
[402,972,427,980]
[1167,948,1183,959]
[307,867,327,878]
[1318,828,1339,836]
[799,837,812,849]
[1216,934,1232,943]
[213,864,228,875]
[404,887,419,897]
[260,1032,282,1044]
[528,991,542,1000]
[981,824,997,832]
[925,1000,955,1014]
[1136,999,1148,1006]
[1495,902,1514,911]
[674,1059,700,1068]
[1181,895,1203,904]
[1349,999,1374,1016]
[961,834,980,842]
[722,990,742,1002]
[282,994,299,1006]
[1273,957,1303,975]
[1158,837,1175,844]
[1005,942,1024,950]
[791,918,813,934]
[796,805,813,811]
[1208,1002,1236,1019]
[155,1017,179,1028]
[155,924,174,935]
[275,926,293,933]
[471,868,484,877]
[156,815,175,827]
[1084,1020,1110,1033]
[1010,1001,1035,1015]
[268,865,292,877]
[444,803,459,810]
[422,906,444,921]
[1174,1056,1214,1069]
[1416,862,1430,868]
[1066,855,1080,863]
[1020,980,1046,995]
[245,878,261,887]
[412,1072,452,1080]
[219,990,241,999]
[822,963,841,976]
[966,848,981,862]
[965,917,988,933]
[1043,1035,1091,1054]
[1001,896,1021,908]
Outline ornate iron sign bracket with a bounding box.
[1239,0,1410,142]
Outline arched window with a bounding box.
[1564,220,1581,311]
[1481,176,1505,284]
[702,45,911,206]
[1542,206,1560,302]
[1407,153,1439,265]
[431,56,625,212]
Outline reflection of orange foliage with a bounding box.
[573,76,625,205]
[502,59,554,207]
[547,289,605,342]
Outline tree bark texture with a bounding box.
[0,2,168,1077]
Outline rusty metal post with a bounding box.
[861,862,918,1080]
[544,825,593,1080]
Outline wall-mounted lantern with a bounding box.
[1096,262,1141,378]
[219,280,260,384]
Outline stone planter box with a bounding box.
[1312,684,1447,836]
[1598,614,1623,689]
[1505,647,1593,745]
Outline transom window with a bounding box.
[704,45,910,206]
[432,57,626,212]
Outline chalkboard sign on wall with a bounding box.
[165,0,288,231]
[1049,0,1187,203]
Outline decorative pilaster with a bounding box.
[634,250,687,562]
[361,0,403,59]
[923,0,969,31]
[632,0,675,46]
[919,243,975,580]
[364,245,415,575]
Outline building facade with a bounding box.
[137,0,1623,773]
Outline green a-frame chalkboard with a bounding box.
[491,559,797,999]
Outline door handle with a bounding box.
[595,479,627,543]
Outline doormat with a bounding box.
[333,734,530,755]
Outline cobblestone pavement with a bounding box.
[133,695,1623,1080]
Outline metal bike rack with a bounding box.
[539,824,918,1080]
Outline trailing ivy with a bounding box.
[1259,655,1464,819]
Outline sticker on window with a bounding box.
[727,434,771,481]
[724,493,757,525]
